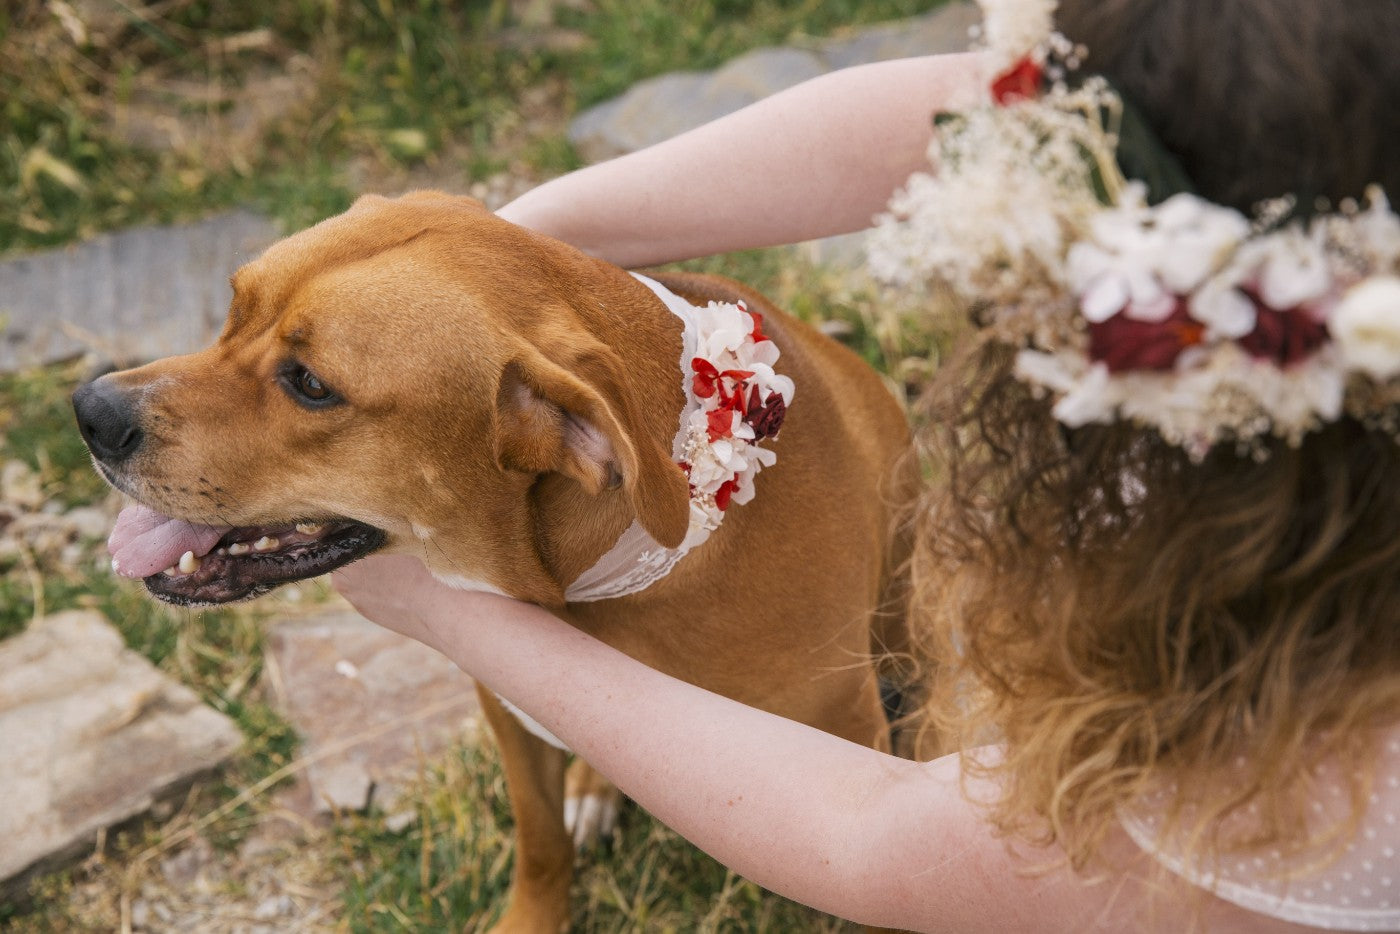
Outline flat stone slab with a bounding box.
[0,210,277,372]
[264,608,481,817]
[0,610,243,892]
[569,2,979,160]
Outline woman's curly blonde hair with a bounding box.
[907,329,1400,871]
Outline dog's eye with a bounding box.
[281,363,339,408]
[297,369,329,400]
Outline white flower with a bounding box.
[747,337,780,369]
[1246,227,1334,309]
[1190,276,1257,339]
[1014,348,1087,398]
[1355,186,1400,268]
[683,501,718,548]
[977,0,1056,68]
[728,446,776,507]
[1050,361,1115,427]
[1148,193,1249,293]
[747,362,795,405]
[1331,276,1400,381]
[1070,192,1248,326]
[697,304,751,360]
[1078,271,1130,322]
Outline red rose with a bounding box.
[1088,301,1205,373]
[745,390,788,440]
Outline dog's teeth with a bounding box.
[227,542,251,556]
[178,550,201,574]
[254,536,280,552]
[295,522,323,535]
[163,566,179,577]
[216,547,227,556]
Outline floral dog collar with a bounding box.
[564,273,794,602]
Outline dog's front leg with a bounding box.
[477,686,573,934]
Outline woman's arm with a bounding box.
[496,52,993,267]
[332,556,1285,933]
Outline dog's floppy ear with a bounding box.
[493,350,691,549]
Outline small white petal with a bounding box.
[1081,274,1130,323]
[1191,282,1257,339]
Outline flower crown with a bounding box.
[867,0,1400,459]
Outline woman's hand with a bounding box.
[331,552,515,657]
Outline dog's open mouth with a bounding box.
[109,504,385,605]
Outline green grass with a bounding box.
[0,363,106,508]
[333,742,852,932]
[2,0,949,254]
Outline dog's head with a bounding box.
[73,191,691,607]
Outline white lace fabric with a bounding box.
[1121,731,1400,930]
[563,274,703,603]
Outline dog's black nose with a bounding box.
[73,378,144,465]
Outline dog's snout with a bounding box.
[73,378,144,465]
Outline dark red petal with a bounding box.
[1087,301,1203,373]
[991,56,1044,104]
[1238,300,1329,366]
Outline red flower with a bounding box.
[991,56,1044,104]
[1237,294,1329,366]
[748,308,771,343]
[1088,300,1205,373]
[714,476,740,511]
[744,389,788,440]
[691,358,721,398]
[691,357,756,404]
[707,406,736,442]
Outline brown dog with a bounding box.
[73,191,913,932]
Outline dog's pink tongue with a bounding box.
[108,504,229,579]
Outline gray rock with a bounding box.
[0,210,278,372]
[0,610,243,893]
[569,3,977,160]
[568,72,714,160]
[264,608,480,815]
[1,460,43,511]
[64,504,116,542]
[820,2,981,70]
